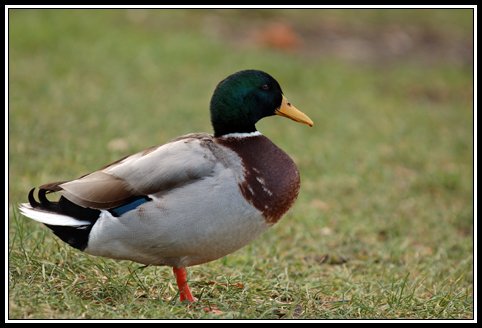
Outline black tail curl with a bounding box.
[27,187,100,251]
[29,188,100,224]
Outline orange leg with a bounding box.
[172,267,196,302]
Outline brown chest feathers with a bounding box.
[217,135,300,224]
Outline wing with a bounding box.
[54,134,218,209]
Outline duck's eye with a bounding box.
[261,84,270,90]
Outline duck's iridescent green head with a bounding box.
[210,70,313,137]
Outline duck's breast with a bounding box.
[216,134,301,224]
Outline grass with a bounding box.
[8,9,474,319]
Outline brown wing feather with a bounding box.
[59,171,135,208]
[39,181,68,192]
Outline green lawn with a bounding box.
[8,9,473,319]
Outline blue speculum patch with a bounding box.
[109,196,151,217]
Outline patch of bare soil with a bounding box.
[202,13,473,66]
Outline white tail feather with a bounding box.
[19,203,91,226]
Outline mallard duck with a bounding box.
[19,69,313,302]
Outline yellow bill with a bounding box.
[275,96,314,127]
